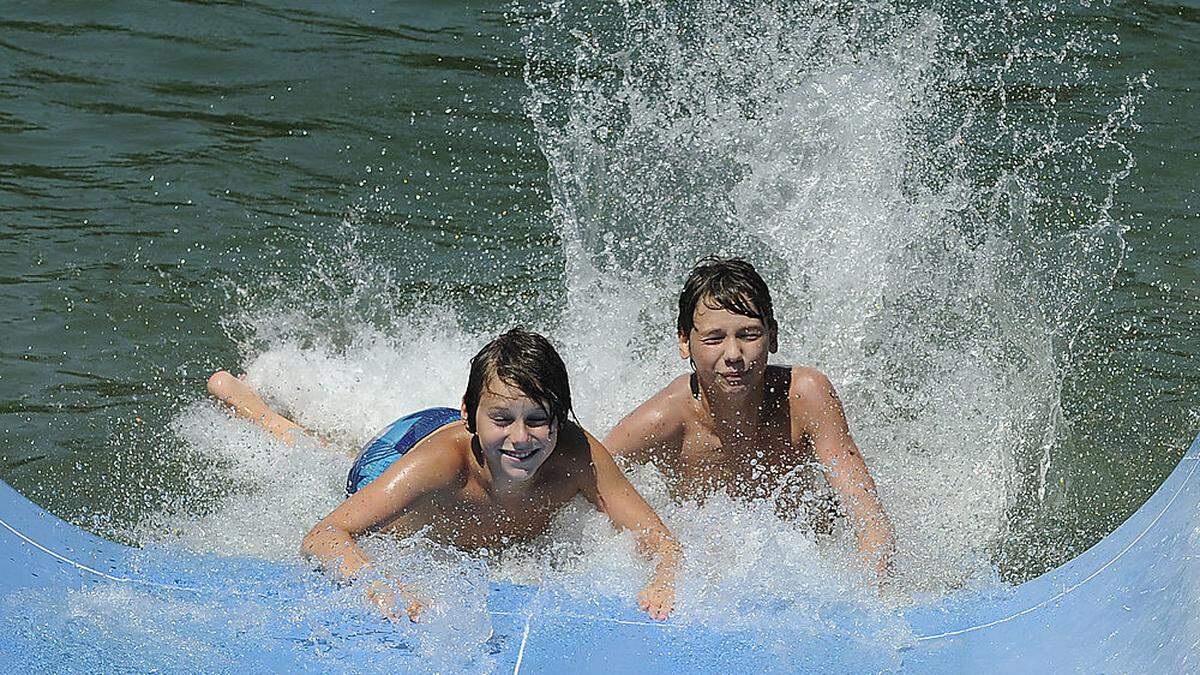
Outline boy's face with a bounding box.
[469,377,558,482]
[679,298,776,397]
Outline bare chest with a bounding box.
[387,482,574,550]
[669,420,811,501]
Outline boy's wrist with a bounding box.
[651,565,677,588]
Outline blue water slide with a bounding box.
[2,433,1197,672]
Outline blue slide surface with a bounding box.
[2,433,1197,673]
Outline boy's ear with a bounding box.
[460,404,469,421]
[677,331,691,360]
[769,326,779,354]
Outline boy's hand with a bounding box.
[637,582,675,620]
[366,580,427,622]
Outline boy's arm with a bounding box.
[579,430,682,620]
[602,382,685,466]
[300,436,462,618]
[792,368,896,587]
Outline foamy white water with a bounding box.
[142,0,1144,655]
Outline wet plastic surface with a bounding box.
[2,432,1196,673]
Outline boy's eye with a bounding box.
[490,415,513,425]
[740,331,762,340]
[702,336,724,345]
[525,417,550,427]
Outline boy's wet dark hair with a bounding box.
[677,257,777,337]
[462,328,574,433]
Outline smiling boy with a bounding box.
[603,258,896,585]
[208,328,679,620]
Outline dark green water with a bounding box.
[0,0,557,514]
[0,0,1196,585]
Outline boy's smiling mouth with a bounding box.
[500,447,540,461]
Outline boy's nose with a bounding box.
[723,339,743,363]
[509,422,532,446]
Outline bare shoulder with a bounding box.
[614,374,691,427]
[400,422,473,490]
[602,375,691,462]
[787,366,842,415]
[631,374,694,426]
[339,421,473,525]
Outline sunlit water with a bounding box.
[1,0,1197,667]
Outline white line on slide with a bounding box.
[511,566,550,675]
[0,510,662,631]
[915,450,1199,641]
[0,514,203,594]
[512,615,532,675]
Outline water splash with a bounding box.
[132,0,1145,661]
[520,0,1141,589]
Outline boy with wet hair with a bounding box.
[208,328,680,621]
[603,257,896,585]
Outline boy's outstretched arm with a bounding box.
[300,443,460,621]
[581,431,682,620]
[792,368,896,588]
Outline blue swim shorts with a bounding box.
[345,407,461,495]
